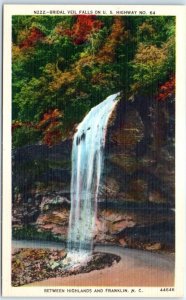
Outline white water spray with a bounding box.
[67,93,120,262]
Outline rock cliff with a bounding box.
[12,93,175,252]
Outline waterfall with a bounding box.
[67,92,120,262]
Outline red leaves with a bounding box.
[38,109,63,128]
[42,129,62,147]
[157,77,175,101]
[63,15,103,45]
[12,109,64,147]
[38,109,63,146]
[19,27,45,49]
[12,121,33,131]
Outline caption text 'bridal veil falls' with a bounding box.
[67,93,120,261]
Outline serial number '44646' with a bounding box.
[160,288,175,292]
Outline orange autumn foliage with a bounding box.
[48,17,125,91]
[38,109,64,146]
[12,109,64,146]
[96,17,125,64]
[38,109,63,128]
[12,121,34,131]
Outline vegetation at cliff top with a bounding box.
[12,15,175,148]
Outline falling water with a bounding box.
[67,92,120,263]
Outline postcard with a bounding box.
[2,4,185,297]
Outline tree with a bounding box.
[12,15,175,147]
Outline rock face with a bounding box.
[12,93,175,252]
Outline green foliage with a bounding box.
[12,225,63,242]
[12,15,175,147]
[12,126,41,148]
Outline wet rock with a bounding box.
[127,179,148,202]
[109,109,144,150]
[12,93,175,252]
[149,191,167,204]
[118,238,127,246]
[40,195,70,212]
[117,220,175,251]
[146,243,161,251]
[36,208,69,239]
[99,178,120,199]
